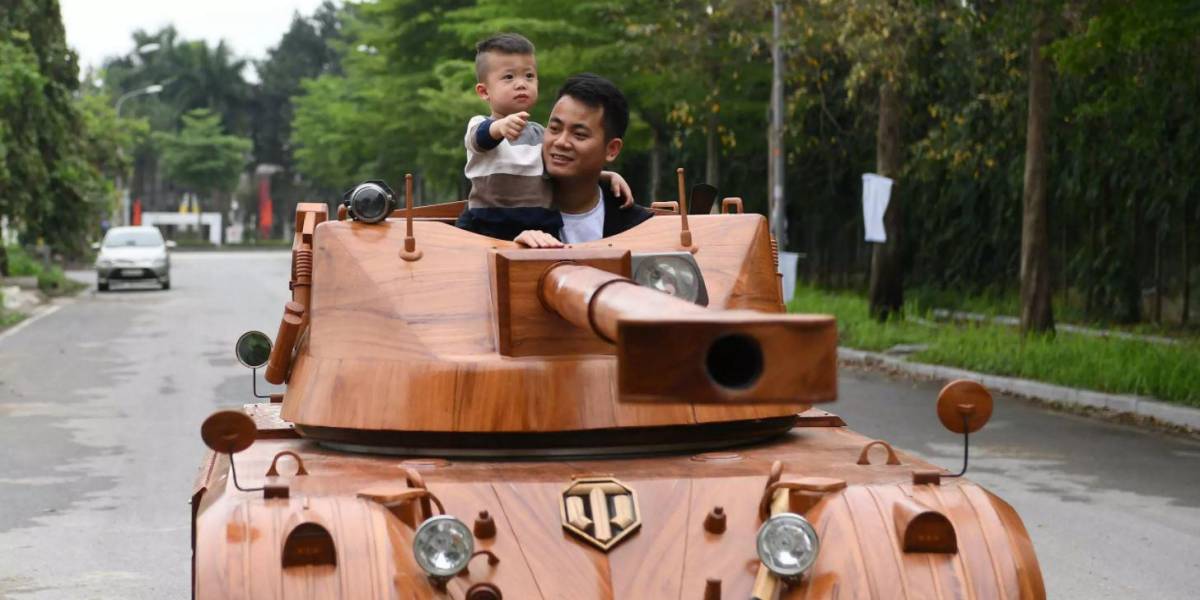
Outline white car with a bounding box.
[93,226,175,291]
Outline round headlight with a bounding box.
[347,181,394,224]
[756,512,820,577]
[413,515,474,577]
[633,255,702,303]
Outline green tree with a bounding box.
[1019,0,1056,334]
[0,0,109,260]
[156,109,251,241]
[831,0,937,320]
[253,1,343,169]
[104,27,252,134]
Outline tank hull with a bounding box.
[192,405,1044,599]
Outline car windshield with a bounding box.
[104,230,163,248]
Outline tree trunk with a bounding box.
[705,112,719,187]
[0,245,8,277]
[867,80,903,321]
[1153,222,1163,324]
[1183,193,1191,325]
[1019,5,1055,335]
[649,127,662,204]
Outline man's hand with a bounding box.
[600,170,635,209]
[514,230,564,248]
[489,112,530,142]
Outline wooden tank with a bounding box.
[191,190,1044,599]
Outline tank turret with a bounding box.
[265,193,837,454]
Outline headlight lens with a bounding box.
[412,515,474,577]
[96,258,112,268]
[756,512,820,577]
[632,253,707,305]
[346,181,394,224]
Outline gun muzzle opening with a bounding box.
[706,333,764,391]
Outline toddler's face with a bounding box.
[478,53,538,116]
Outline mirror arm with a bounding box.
[227,453,263,492]
[252,367,270,399]
[943,415,971,479]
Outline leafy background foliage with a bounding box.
[1,0,1197,325]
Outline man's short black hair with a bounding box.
[474,33,535,82]
[556,73,629,141]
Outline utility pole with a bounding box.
[768,1,788,249]
[114,83,163,225]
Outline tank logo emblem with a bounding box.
[559,477,641,551]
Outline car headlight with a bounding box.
[344,180,394,224]
[631,252,708,306]
[152,256,167,267]
[756,512,820,577]
[96,258,113,268]
[412,515,474,577]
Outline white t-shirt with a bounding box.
[560,186,606,243]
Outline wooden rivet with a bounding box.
[704,506,727,534]
[474,510,496,539]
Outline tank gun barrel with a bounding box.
[538,262,837,404]
[540,262,708,343]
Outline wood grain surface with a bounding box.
[193,418,1044,599]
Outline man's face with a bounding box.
[543,95,623,181]
[475,53,538,116]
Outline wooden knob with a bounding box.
[474,510,496,539]
[704,578,721,600]
[704,506,726,534]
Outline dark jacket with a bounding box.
[456,185,652,241]
[600,186,654,238]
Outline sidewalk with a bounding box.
[839,346,1200,433]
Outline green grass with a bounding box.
[36,265,85,296]
[0,287,26,329]
[790,285,1200,408]
[0,309,24,328]
[5,244,43,277]
[4,245,86,297]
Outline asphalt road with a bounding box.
[0,251,1197,599]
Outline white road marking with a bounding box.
[0,303,64,345]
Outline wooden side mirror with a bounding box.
[936,379,993,434]
[200,410,257,454]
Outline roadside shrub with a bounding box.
[5,245,41,277]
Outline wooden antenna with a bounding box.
[676,167,695,252]
[399,173,422,261]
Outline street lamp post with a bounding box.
[114,83,163,116]
[114,84,163,225]
[768,1,787,250]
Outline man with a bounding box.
[514,74,653,248]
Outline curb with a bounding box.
[837,347,1200,432]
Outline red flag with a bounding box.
[258,178,273,238]
[132,198,142,226]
